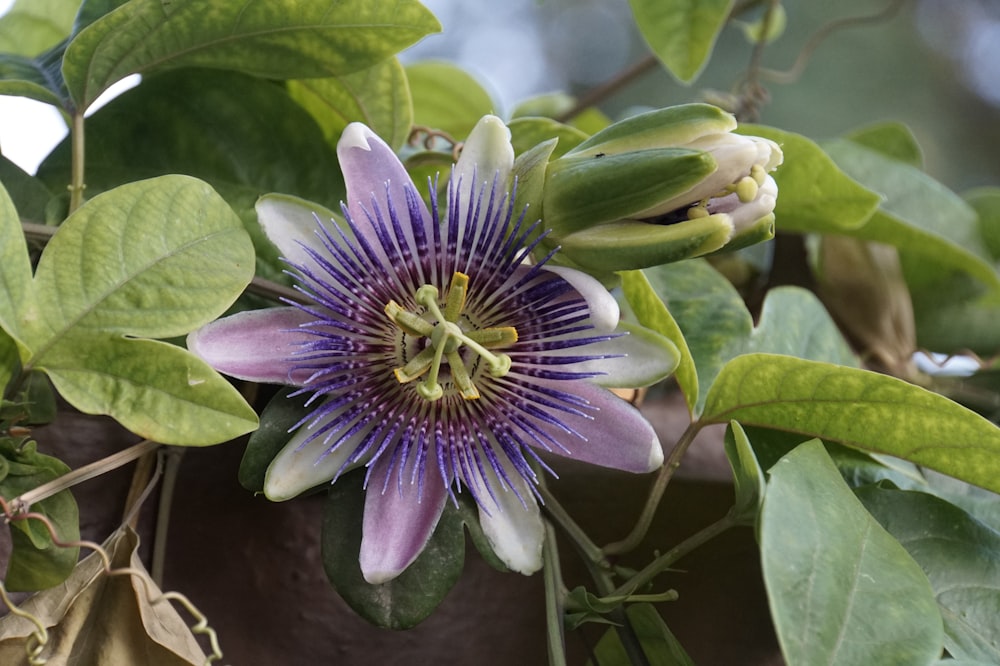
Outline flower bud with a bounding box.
[537,104,782,271]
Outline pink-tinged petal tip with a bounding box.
[359,456,449,584]
[187,307,316,385]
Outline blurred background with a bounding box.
[3,0,998,193]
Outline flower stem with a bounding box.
[537,481,607,567]
[10,439,161,513]
[603,421,704,556]
[542,519,568,666]
[611,512,738,598]
[68,111,86,214]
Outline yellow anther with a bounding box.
[394,347,436,383]
[447,351,481,400]
[736,176,759,203]
[388,273,518,402]
[385,300,434,336]
[466,326,518,348]
[443,272,469,322]
[751,163,767,186]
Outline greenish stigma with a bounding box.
[385,271,517,402]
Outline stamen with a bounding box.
[394,347,436,383]
[447,351,480,399]
[387,271,518,402]
[385,300,434,336]
[736,176,759,203]
[466,326,518,348]
[443,272,469,322]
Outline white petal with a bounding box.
[541,265,619,333]
[263,399,372,500]
[256,194,341,275]
[550,321,679,388]
[455,114,514,206]
[474,460,544,575]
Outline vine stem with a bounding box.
[555,55,658,124]
[538,474,649,666]
[542,518,568,666]
[152,446,185,586]
[68,111,86,214]
[758,0,906,85]
[537,479,606,566]
[603,421,704,556]
[611,513,738,598]
[10,438,161,513]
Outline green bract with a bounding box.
[523,104,783,271]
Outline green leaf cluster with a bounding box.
[0,177,258,446]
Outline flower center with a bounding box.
[384,271,517,402]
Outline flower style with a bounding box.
[188,116,677,584]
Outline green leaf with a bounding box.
[0,154,53,223]
[28,176,252,339]
[628,0,733,83]
[62,0,441,109]
[0,180,33,354]
[856,486,1000,663]
[36,69,345,283]
[40,334,258,446]
[736,3,786,45]
[405,60,496,140]
[965,186,1000,261]
[508,117,588,159]
[39,69,343,206]
[19,175,258,445]
[0,440,79,591]
[0,0,76,57]
[0,330,17,393]
[637,262,856,413]
[703,354,1000,494]
[0,48,68,107]
[321,470,464,629]
[635,259,749,414]
[824,139,999,289]
[911,273,1000,355]
[510,92,611,135]
[748,286,858,367]
[590,603,695,666]
[846,121,923,168]
[239,388,310,493]
[738,125,881,234]
[761,440,943,666]
[287,57,413,152]
[620,269,698,413]
[723,421,765,525]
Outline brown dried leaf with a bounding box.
[0,527,208,665]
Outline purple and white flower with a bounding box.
[188,116,677,584]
